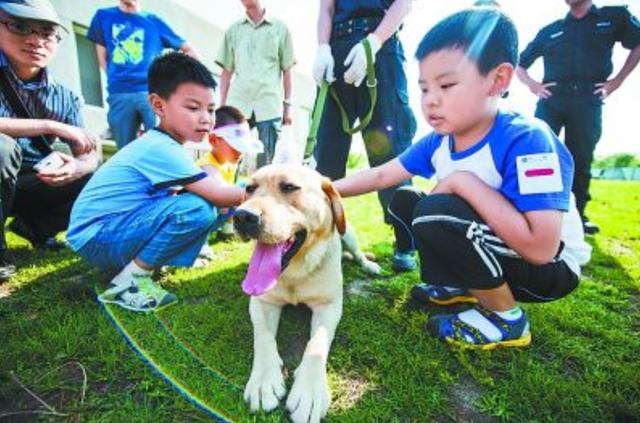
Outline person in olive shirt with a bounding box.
[216,0,295,169]
[517,0,640,234]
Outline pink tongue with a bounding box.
[242,241,288,296]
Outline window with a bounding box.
[74,23,103,107]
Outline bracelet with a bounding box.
[283,99,293,106]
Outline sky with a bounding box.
[182,0,640,157]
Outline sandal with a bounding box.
[426,305,531,350]
[98,276,177,312]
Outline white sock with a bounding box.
[110,261,151,287]
[495,306,523,321]
[458,306,524,343]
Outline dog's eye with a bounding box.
[279,182,300,193]
[245,184,257,194]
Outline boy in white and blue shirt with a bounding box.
[335,8,591,349]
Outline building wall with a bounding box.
[49,0,314,145]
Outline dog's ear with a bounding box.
[321,178,346,235]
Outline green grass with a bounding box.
[1,180,639,422]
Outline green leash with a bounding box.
[304,38,378,158]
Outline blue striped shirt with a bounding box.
[0,51,84,167]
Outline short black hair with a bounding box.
[415,7,518,75]
[148,52,217,99]
[214,105,246,129]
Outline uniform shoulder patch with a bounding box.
[631,14,640,29]
[516,153,563,195]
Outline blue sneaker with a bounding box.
[426,305,531,350]
[391,249,416,272]
[411,283,478,306]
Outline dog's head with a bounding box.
[234,164,346,296]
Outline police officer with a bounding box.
[517,0,640,234]
[312,0,417,259]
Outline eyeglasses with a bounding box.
[0,20,61,43]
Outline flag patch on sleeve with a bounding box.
[516,153,563,194]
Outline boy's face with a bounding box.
[418,48,506,136]
[151,82,215,144]
[211,135,242,164]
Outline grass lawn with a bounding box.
[1,179,639,422]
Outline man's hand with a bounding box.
[313,44,335,85]
[343,33,382,87]
[526,80,556,99]
[51,122,98,155]
[36,152,79,187]
[283,104,293,125]
[594,78,622,100]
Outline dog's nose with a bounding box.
[234,209,261,238]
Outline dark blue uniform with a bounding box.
[519,5,640,218]
[315,0,417,222]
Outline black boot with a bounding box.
[8,217,67,251]
[582,216,600,235]
[0,250,16,281]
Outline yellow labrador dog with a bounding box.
[234,164,379,423]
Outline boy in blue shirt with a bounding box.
[88,0,198,149]
[68,52,244,312]
[335,8,592,349]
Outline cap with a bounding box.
[0,0,68,32]
[212,122,263,155]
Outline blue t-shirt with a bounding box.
[399,110,592,276]
[87,7,185,94]
[67,129,206,251]
[399,110,574,212]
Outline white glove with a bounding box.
[313,44,335,85]
[343,33,382,87]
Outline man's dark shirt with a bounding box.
[333,0,395,24]
[519,5,640,83]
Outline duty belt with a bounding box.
[332,17,383,39]
[551,80,599,95]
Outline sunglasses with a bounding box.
[0,19,61,43]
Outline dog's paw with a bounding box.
[360,258,381,275]
[286,360,330,423]
[244,361,286,412]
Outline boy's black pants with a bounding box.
[388,187,579,303]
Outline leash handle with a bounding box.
[304,80,329,158]
[332,37,377,136]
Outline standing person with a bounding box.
[516,0,640,234]
[88,0,199,149]
[312,0,417,272]
[216,0,296,168]
[0,0,98,280]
